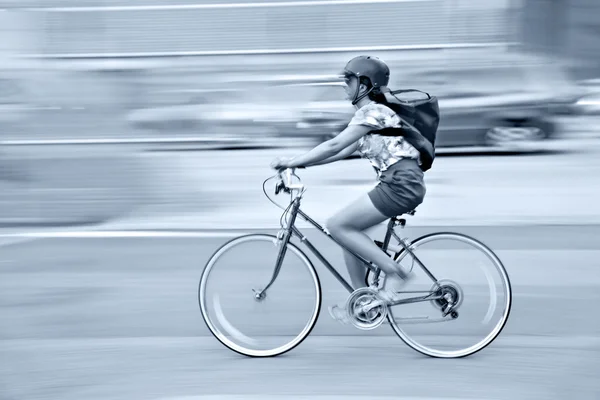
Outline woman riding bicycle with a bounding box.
[271,55,426,324]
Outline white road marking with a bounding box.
[155,397,484,400]
[24,0,443,12]
[0,231,249,239]
[0,137,242,146]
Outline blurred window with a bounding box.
[397,65,567,98]
[309,84,347,102]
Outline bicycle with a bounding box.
[198,168,512,358]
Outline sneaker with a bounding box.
[377,271,414,304]
[328,304,351,325]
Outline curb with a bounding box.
[95,214,600,231]
[2,219,600,239]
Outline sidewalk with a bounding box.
[2,136,599,234]
[98,137,600,231]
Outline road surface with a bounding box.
[1,226,599,400]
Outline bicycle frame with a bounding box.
[260,193,443,307]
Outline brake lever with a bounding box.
[274,167,304,195]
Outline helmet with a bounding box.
[342,55,390,105]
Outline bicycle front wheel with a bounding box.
[198,234,321,357]
[385,232,512,358]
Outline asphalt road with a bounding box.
[1,226,599,400]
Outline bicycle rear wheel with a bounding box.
[198,234,321,357]
[369,232,512,358]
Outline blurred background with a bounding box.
[1,0,599,399]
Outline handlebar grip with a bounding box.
[274,168,305,194]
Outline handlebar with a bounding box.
[275,168,305,195]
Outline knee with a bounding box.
[325,217,344,239]
[326,216,354,240]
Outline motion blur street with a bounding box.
[1,223,600,400]
[1,228,600,399]
[2,0,600,399]
[2,137,600,399]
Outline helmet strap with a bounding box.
[352,86,374,106]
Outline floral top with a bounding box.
[348,101,420,173]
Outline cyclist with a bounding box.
[271,55,426,324]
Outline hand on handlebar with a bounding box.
[270,157,307,171]
[270,157,292,170]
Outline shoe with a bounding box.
[328,304,351,325]
[377,270,414,304]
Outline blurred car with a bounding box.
[292,81,352,142]
[572,93,600,115]
[294,59,579,150]
[127,85,305,137]
[569,78,600,115]
[577,78,600,91]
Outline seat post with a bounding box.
[370,218,398,286]
[380,218,396,253]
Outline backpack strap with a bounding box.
[391,89,432,99]
[381,91,418,125]
[376,125,435,172]
[378,88,436,171]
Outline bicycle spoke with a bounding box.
[199,234,321,357]
[368,232,512,358]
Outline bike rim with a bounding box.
[388,232,512,358]
[199,234,322,357]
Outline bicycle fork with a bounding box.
[253,199,300,300]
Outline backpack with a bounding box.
[377,88,440,171]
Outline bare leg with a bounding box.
[343,250,368,290]
[325,194,412,323]
[326,194,409,279]
[327,195,408,323]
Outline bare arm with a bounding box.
[287,124,370,168]
[305,141,359,167]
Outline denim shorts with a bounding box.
[367,158,426,218]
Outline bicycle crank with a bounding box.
[346,287,388,330]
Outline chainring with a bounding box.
[345,287,388,330]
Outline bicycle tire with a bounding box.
[198,233,322,357]
[368,231,512,358]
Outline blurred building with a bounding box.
[0,0,519,137]
[1,0,596,227]
[1,0,598,76]
[2,0,515,57]
[0,0,599,139]
[521,0,600,80]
